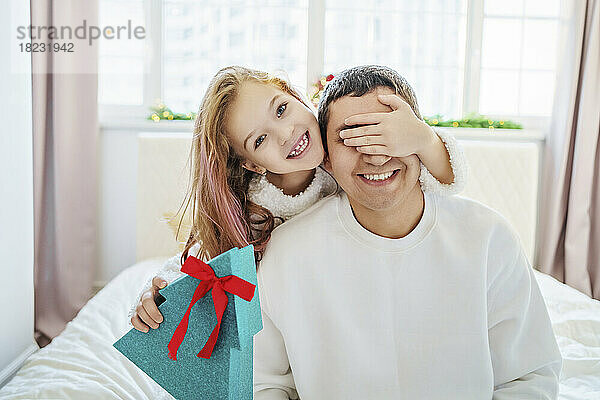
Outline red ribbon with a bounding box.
[167,256,256,360]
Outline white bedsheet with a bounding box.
[0,258,174,400]
[535,272,600,399]
[1,260,599,399]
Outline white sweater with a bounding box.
[254,192,562,400]
[128,129,467,321]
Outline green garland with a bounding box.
[148,104,196,121]
[148,104,522,130]
[148,73,523,130]
[423,114,522,129]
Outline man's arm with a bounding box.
[488,243,562,399]
[254,309,298,399]
[492,364,562,399]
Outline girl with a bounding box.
[129,65,466,332]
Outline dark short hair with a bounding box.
[317,65,422,152]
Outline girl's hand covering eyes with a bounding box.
[339,94,436,158]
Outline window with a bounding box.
[162,0,308,112]
[98,0,145,106]
[98,0,564,126]
[478,0,560,117]
[324,0,467,119]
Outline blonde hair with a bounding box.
[176,66,312,264]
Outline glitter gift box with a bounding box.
[113,245,262,400]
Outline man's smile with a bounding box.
[357,168,401,186]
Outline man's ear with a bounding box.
[241,160,266,175]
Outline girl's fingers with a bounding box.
[152,276,167,290]
[137,303,159,329]
[339,124,378,139]
[131,314,150,333]
[141,292,163,324]
[343,112,386,127]
[343,135,384,147]
[377,94,409,111]
[356,145,388,155]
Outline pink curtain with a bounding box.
[538,0,600,299]
[32,0,99,344]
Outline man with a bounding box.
[253,65,562,399]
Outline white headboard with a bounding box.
[136,130,542,264]
[136,133,193,262]
[459,139,541,263]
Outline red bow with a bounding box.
[167,256,256,360]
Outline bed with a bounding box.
[1,132,599,399]
[1,258,599,399]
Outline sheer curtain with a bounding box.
[32,0,99,344]
[537,0,600,299]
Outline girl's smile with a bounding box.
[287,131,311,159]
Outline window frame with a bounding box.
[98,0,551,130]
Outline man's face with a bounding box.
[324,87,422,212]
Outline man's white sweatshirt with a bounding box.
[254,191,562,400]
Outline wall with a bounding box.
[98,129,139,285]
[0,0,38,387]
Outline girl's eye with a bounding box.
[276,102,287,118]
[254,134,266,149]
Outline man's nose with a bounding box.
[362,154,392,166]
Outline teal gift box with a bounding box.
[113,245,262,400]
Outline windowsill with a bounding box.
[100,119,194,132]
[100,119,545,143]
[435,127,545,142]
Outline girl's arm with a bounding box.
[417,127,453,184]
[418,127,467,196]
[127,244,200,328]
[127,255,184,330]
